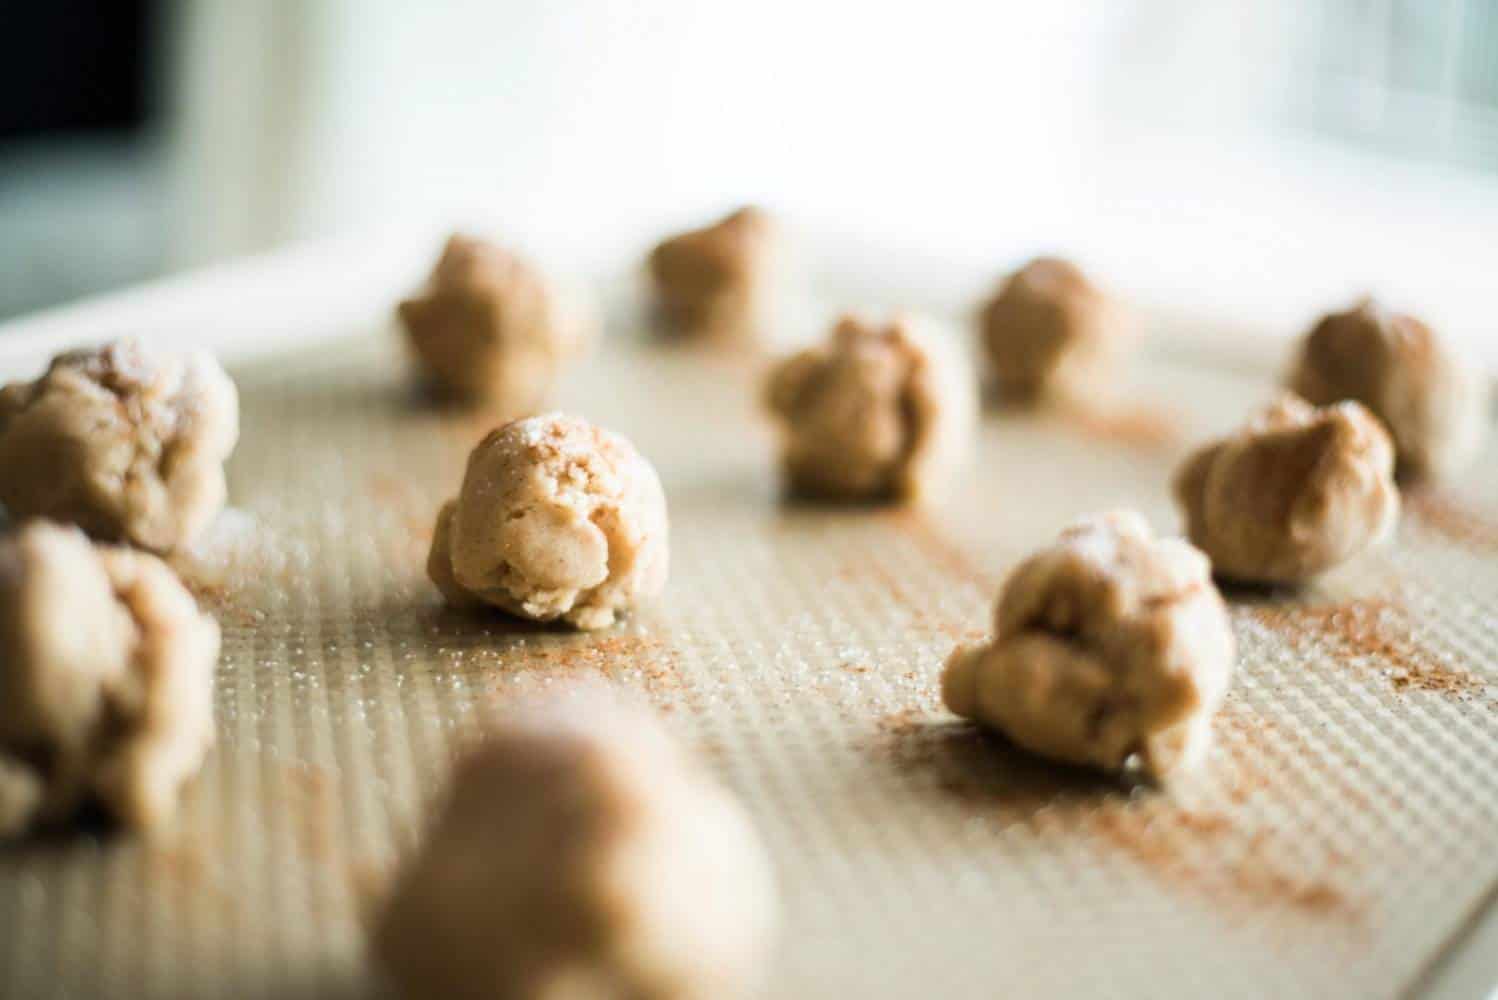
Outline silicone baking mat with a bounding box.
[0,323,1494,999]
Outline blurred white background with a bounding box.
[3,0,1497,359]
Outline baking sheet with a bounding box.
[1,324,1495,999]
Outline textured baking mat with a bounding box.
[1,329,1495,999]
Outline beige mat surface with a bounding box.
[1,329,1495,999]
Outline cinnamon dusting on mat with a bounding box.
[284,763,337,861]
[148,837,208,890]
[1237,598,1482,695]
[881,511,998,596]
[1060,400,1182,449]
[835,551,979,643]
[170,511,266,627]
[474,632,685,710]
[868,712,1361,920]
[1213,711,1376,817]
[147,836,240,913]
[1405,489,1498,551]
[366,472,437,557]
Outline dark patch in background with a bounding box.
[0,1,160,141]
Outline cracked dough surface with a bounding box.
[1174,394,1399,585]
[978,257,1133,402]
[648,206,778,345]
[0,520,218,836]
[0,339,239,553]
[765,314,974,503]
[941,512,1234,782]
[1288,298,1487,482]
[428,413,669,630]
[372,693,776,1000]
[399,234,591,409]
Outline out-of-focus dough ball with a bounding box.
[1288,298,1487,482]
[372,693,777,1000]
[427,413,669,630]
[0,339,239,554]
[941,512,1234,782]
[978,256,1134,402]
[764,313,975,503]
[1174,394,1399,585]
[0,520,218,837]
[648,207,778,345]
[398,234,592,409]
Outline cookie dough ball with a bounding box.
[978,256,1134,402]
[0,339,239,553]
[941,512,1234,782]
[1174,394,1399,585]
[1289,298,1487,482]
[765,314,975,503]
[427,413,669,630]
[398,234,591,409]
[0,521,218,836]
[373,694,777,1000]
[648,207,778,344]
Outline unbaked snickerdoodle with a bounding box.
[1174,394,1399,586]
[0,339,239,554]
[648,207,779,345]
[428,413,669,630]
[1289,297,1486,483]
[765,314,975,504]
[373,692,776,1000]
[978,256,1134,403]
[942,512,1234,782]
[399,234,592,409]
[0,520,218,837]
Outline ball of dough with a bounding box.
[399,234,591,408]
[0,520,218,836]
[372,693,777,1000]
[978,256,1134,402]
[1174,394,1399,585]
[941,512,1234,782]
[765,314,975,503]
[0,339,239,553]
[1288,298,1487,482]
[648,206,778,345]
[427,413,669,630]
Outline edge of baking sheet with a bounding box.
[1,250,1494,998]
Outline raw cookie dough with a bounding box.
[399,234,591,408]
[648,206,778,344]
[765,313,975,503]
[1174,394,1399,585]
[942,512,1234,782]
[0,521,218,836]
[372,693,777,1000]
[1288,298,1487,482]
[0,339,239,553]
[978,256,1134,402]
[427,413,669,630]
